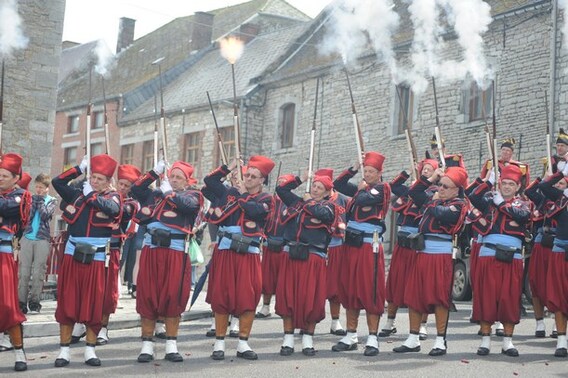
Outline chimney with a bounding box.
[116,17,136,53]
[238,23,260,44]
[189,12,214,51]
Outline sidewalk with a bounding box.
[22,284,212,338]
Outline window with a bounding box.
[63,147,77,170]
[217,127,235,165]
[67,115,79,134]
[91,143,104,156]
[467,81,493,122]
[121,144,134,165]
[92,111,104,129]
[278,103,295,148]
[394,85,414,135]
[142,140,155,172]
[184,132,201,166]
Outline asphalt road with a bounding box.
[0,302,566,377]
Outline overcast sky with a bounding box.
[62,0,332,51]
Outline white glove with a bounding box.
[153,160,166,175]
[563,188,568,198]
[487,170,496,185]
[160,178,172,194]
[83,181,94,197]
[79,156,89,173]
[492,191,504,206]
[557,160,566,172]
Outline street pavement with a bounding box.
[0,293,566,377]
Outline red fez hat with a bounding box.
[91,154,118,178]
[0,153,23,176]
[444,167,468,188]
[315,168,334,180]
[313,175,333,190]
[500,164,522,184]
[117,164,141,183]
[170,161,195,181]
[18,172,32,190]
[419,158,439,172]
[363,151,385,171]
[278,174,296,184]
[247,155,275,177]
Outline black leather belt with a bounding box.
[218,231,261,248]
[70,241,106,253]
[0,239,12,246]
[482,243,521,254]
[110,242,122,249]
[424,235,452,242]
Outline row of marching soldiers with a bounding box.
[1,128,568,372]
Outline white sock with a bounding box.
[495,322,504,331]
[210,316,216,330]
[97,327,109,341]
[339,331,358,345]
[384,318,395,330]
[14,348,26,363]
[155,322,166,334]
[237,339,252,353]
[302,334,313,349]
[282,334,294,348]
[213,339,225,352]
[57,346,70,361]
[433,336,446,350]
[0,333,12,348]
[140,340,154,356]
[366,334,378,349]
[536,319,545,332]
[480,335,491,349]
[331,318,344,331]
[419,324,428,335]
[502,336,514,350]
[165,339,178,354]
[402,333,420,348]
[557,335,568,350]
[72,323,86,337]
[553,324,557,333]
[259,304,270,315]
[84,345,97,361]
[230,317,239,332]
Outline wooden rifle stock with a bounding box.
[544,90,553,175]
[85,67,92,178]
[396,86,418,180]
[206,91,229,166]
[344,68,364,166]
[101,77,111,155]
[431,78,446,169]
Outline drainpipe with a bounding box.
[549,0,558,138]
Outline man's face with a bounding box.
[499,147,513,162]
[553,178,568,190]
[0,169,18,192]
[310,181,330,201]
[421,163,435,179]
[35,183,49,196]
[168,168,187,191]
[117,179,132,196]
[243,167,264,193]
[90,173,111,192]
[556,142,568,157]
[499,179,519,199]
[437,176,459,201]
[363,166,381,186]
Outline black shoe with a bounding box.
[332,342,358,352]
[70,332,86,345]
[330,328,347,336]
[501,348,519,357]
[476,347,490,356]
[19,302,27,315]
[429,348,447,356]
[236,350,258,360]
[535,330,546,338]
[363,346,379,356]
[85,357,101,366]
[229,330,239,338]
[378,328,397,337]
[165,352,183,362]
[96,338,108,346]
[205,329,216,337]
[477,329,483,336]
[255,312,271,319]
[154,332,167,340]
[495,329,505,337]
[419,333,428,341]
[0,345,14,352]
[554,348,567,358]
[14,361,27,372]
[137,353,153,363]
[211,350,225,360]
[280,346,294,356]
[393,345,421,353]
[28,301,42,313]
[551,331,558,339]
[302,347,316,357]
[449,302,457,312]
[54,358,69,367]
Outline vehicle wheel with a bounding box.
[453,260,472,301]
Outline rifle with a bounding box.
[491,81,499,189]
[101,76,111,155]
[206,91,228,166]
[517,133,523,161]
[344,68,364,166]
[156,60,169,165]
[153,95,159,168]
[545,90,553,176]
[395,86,418,180]
[431,78,446,170]
[306,77,320,192]
[0,60,4,155]
[85,66,93,178]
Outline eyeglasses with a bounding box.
[440,183,457,190]
[243,173,262,180]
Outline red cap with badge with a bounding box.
[247,155,275,177]
[170,161,194,183]
[313,175,333,190]
[444,166,468,188]
[363,152,385,172]
[315,168,334,180]
[117,164,141,183]
[500,164,523,184]
[0,153,23,176]
[91,154,118,178]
